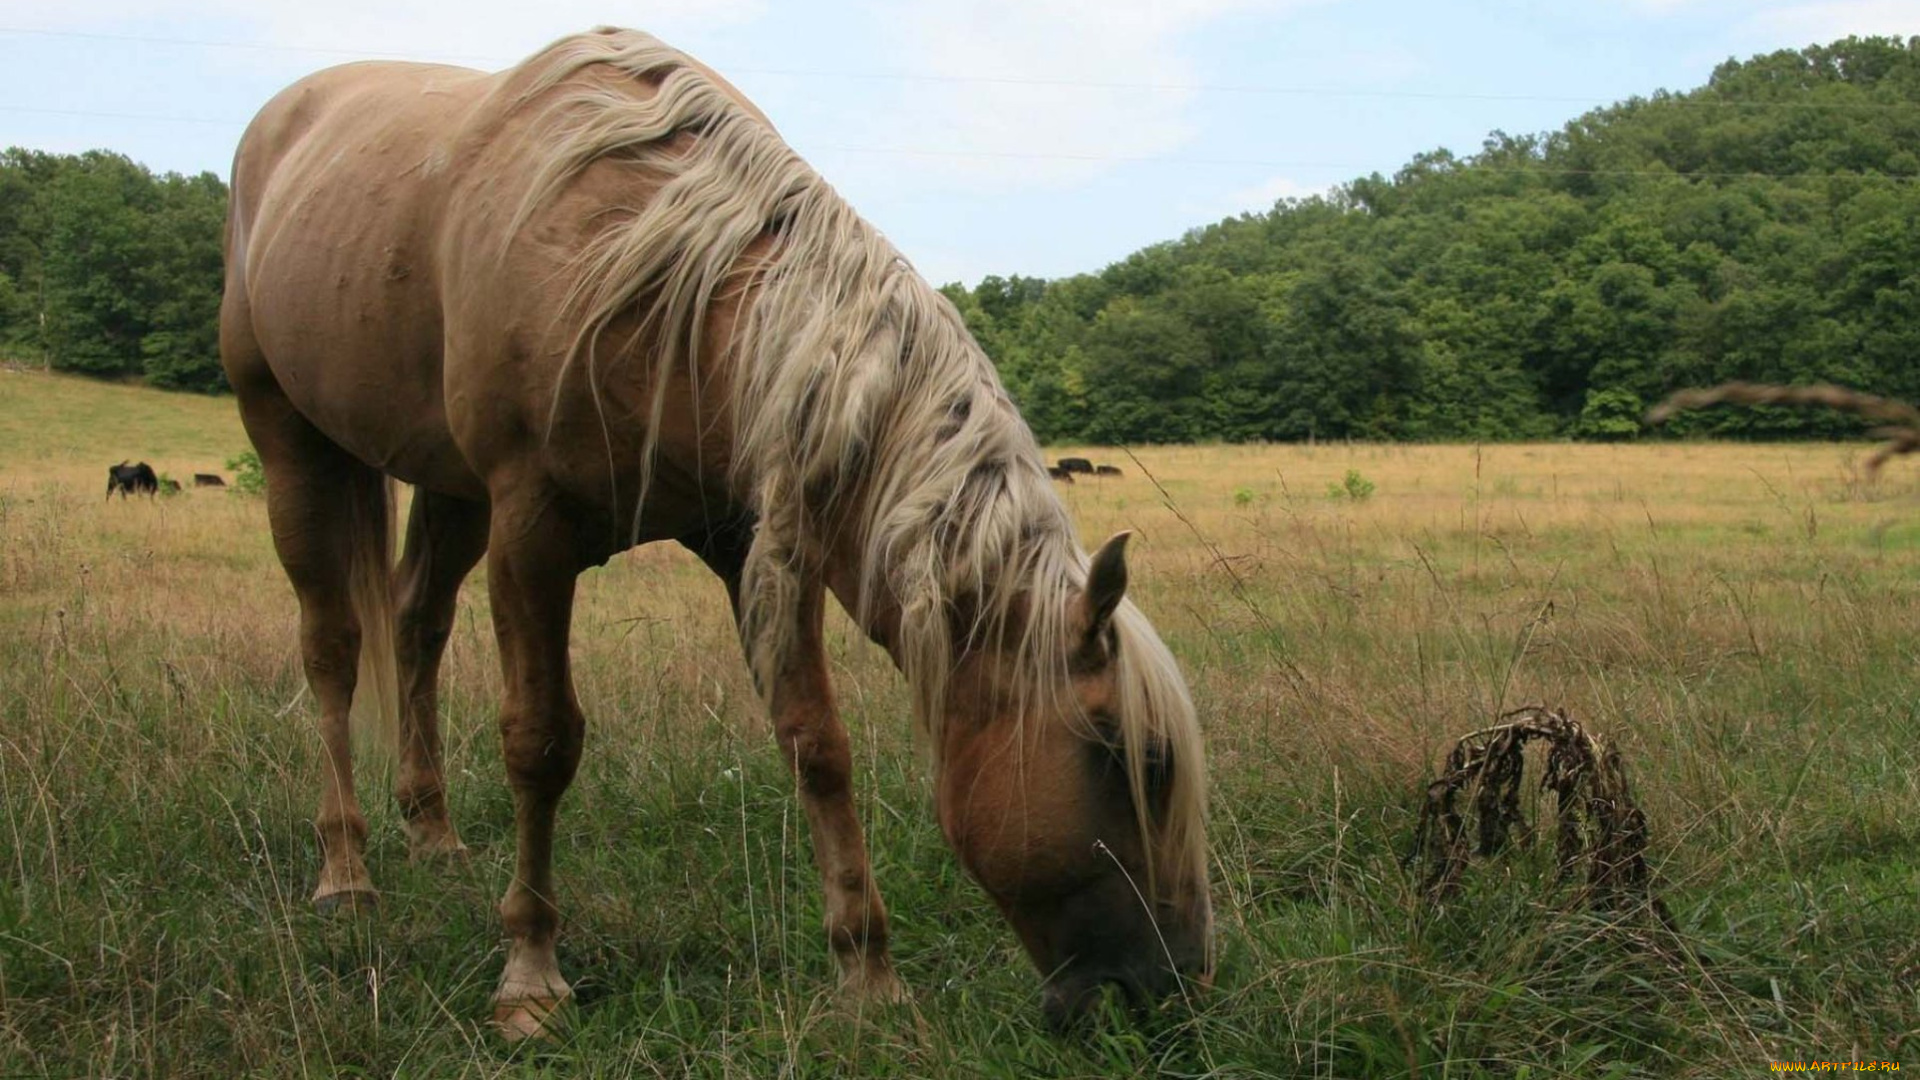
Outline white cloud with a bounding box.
[856,0,1326,189]
[1750,0,1920,42]
[8,0,1330,198]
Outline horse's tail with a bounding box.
[346,473,402,760]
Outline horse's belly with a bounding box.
[254,300,475,495]
[251,261,481,497]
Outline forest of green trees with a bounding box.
[5,36,1920,437]
[0,149,226,391]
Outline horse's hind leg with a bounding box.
[234,385,387,913]
[483,484,584,1039]
[392,491,488,860]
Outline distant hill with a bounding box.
[0,368,242,477]
[942,36,1920,443]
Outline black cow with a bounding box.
[1046,465,1076,483]
[1057,457,1093,474]
[193,473,227,488]
[106,461,159,500]
[1094,464,1123,477]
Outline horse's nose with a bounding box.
[1040,956,1208,1031]
[1041,973,1134,1032]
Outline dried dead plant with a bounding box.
[1408,706,1674,931]
[1649,382,1920,476]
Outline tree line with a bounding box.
[941,36,1920,442]
[0,149,227,391]
[7,36,1920,436]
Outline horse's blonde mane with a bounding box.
[504,28,1204,894]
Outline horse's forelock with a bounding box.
[1111,603,1210,899]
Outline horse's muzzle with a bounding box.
[1040,953,1214,1032]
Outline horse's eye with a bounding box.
[1141,737,1175,798]
[1086,713,1125,765]
[1085,713,1177,819]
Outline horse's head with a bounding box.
[933,532,1212,1028]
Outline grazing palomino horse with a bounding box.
[223,27,1210,1037]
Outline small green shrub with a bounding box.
[1328,468,1375,501]
[1233,486,1256,507]
[226,450,266,495]
[1574,387,1644,442]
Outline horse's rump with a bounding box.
[226,60,493,497]
[228,38,777,529]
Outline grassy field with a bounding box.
[2,367,1918,1077]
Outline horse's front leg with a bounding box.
[766,581,907,1003]
[483,487,585,1040]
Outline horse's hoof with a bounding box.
[492,996,567,1042]
[407,836,470,864]
[312,886,380,916]
[839,964,910,1007]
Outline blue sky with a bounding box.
[3,1,1917,284]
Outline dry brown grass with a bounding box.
[15,434,1913,769]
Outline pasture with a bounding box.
[2,368,1916,1076]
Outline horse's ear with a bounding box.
[1078,531,1131,641]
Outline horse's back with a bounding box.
[225,31,764,527]
[225,60,495,496]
